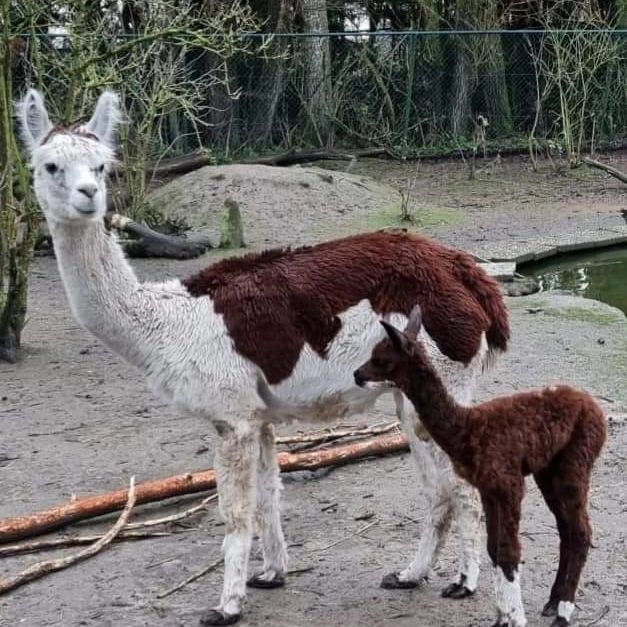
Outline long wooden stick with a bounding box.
[0,530,171,557]
[583,157,627,184]
[0,433,408,544]
[0,478,137,595]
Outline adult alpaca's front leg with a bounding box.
[200,421,259,626]
[248,422,288,589]
[441,480,481,599]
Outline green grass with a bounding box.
[539,306,624,326]
[346,203,465,233]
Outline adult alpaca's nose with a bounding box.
[78,184,97,199]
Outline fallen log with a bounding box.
[111,147,393,180]
[0,432,409,544]
[108,214,213,259]
[583,157,627,184]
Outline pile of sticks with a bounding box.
[0,423,408,595]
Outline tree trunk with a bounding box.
[0,14,38,363]
[250,0,292,145]
[479,34,513,134]
[449,35,475,137]
[300,0,333,146]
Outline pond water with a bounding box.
[524,245,627,315]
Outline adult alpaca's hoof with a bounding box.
[199,609,241,626]
[380,572,424,589]
[541,599,559,616]
[441,581,474,598]
[549,619,569,627]
[247,573,286,589]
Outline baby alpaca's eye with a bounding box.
[96,164,105,174]
[45,163,58,175]
[371,358,384,368]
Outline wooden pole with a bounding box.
[0,432,408,543]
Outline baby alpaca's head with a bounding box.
[354,305,424,388]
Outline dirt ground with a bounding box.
[1,152,626,627]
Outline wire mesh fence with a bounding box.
[11,29,627,160]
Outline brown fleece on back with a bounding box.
[182,230,509,383]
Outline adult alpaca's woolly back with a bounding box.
[183,230,509,383]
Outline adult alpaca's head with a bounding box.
[18,89,120,224]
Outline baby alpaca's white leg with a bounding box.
[494,566,527,627]
[248,422,288,588]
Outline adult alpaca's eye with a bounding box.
[96,164,105,174]
[45,163,58,175]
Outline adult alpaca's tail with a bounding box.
[455,253,510,361]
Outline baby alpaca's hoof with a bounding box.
[441,581,474,599]
[199,609,241,626]
[549,618,569,627]
[541,600,559,617]
[247,573,286,589]
[380,572,424,589]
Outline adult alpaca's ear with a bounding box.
[380,320,412,355]
[17,89,53,153]
[83,91,120,148]
[404,305,422,340]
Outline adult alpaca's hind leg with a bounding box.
[200,421,259,626]
[381,486,454,589]
[248,422,288,589]
[381,394,454,589]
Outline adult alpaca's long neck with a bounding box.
[49,219,144,362]
[398,353,472,463]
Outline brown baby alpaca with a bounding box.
[354,307,606,627]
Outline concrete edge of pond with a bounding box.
[487,233,627,268]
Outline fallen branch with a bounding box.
[583,157,627,184]
[107,213,213,260]
[157,556,222,599]
[0,433,408,544]
[316,520,379,553]
[0,477,137,595]
[124,493,217,530]
[0,530,170,557]
[276,421,399,449]
[110,147,394,182]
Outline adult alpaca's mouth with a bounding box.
[74,206,97,216]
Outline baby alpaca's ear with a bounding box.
[380,320,413,355]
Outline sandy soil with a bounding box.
[1,152,626,627]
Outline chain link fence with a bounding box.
[223,29,627,157]
[12,29,627,159]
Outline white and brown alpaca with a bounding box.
[19,89,510,626]
[354,307,606,627]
